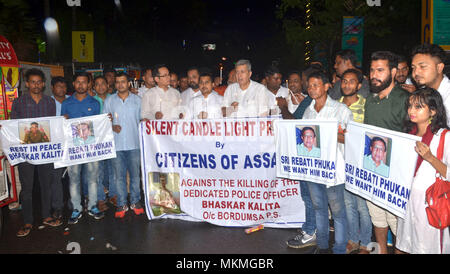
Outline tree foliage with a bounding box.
[277,0,421,69]
[0,0,39,61]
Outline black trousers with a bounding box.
[17,162,53,225]
[50,167,64,212]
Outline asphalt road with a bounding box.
[0,205,317,255]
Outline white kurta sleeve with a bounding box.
[141,90,156,120]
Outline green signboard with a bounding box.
[342,16,364,67]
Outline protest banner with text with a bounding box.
[0,116,64,165]
[139,117,305,228]
[344,121,420,218]
[54,114,116,168]
[275,119,339,186]
[0,114,116,168]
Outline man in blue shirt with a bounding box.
[103,72,143,218]
[61,72,104,224]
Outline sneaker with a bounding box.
[88,206,105,220]
[98,200,109,212]
[115,205,129,218]
[68,210,83,225]
[130,202,144,215]
[286,229,317,248]
[109,195,118,207]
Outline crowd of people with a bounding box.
[4,42,450,254]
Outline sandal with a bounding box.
[16,224,33,237]
[43,217,62,227]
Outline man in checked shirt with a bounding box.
[9,68,61,237]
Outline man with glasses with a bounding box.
[141,64,182,120]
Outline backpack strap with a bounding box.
[436,129,448,161]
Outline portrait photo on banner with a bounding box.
[363,132,392,178]
[147,172,182,216]
[71,120,95,146]
[19,120,51,144]
[296,125,321,158]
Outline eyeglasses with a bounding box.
[157,74,170,78]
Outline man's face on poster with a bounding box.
[301,129,316,151]
[370,140,386,165]
[30,123,38,133]
[78,123,91,140]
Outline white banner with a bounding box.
[0,116,65,165]
[140,118,305,228]
[275,119,338,185]
[0,114,116,168]
[54,114,116,168]
[0,158,9,202]
[344,121,421,218]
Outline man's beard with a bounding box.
[189,82,199,90]
[370,74,393,94]
[396,75,407,84]
[340,87,358,97]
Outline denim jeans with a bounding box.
[307,182,348,254]
[111,149,141,207]
[299,180,316,235]
[97,159,115,201]
[68,161,99,212]
[344,189,373,247]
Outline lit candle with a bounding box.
[114,112,119,125]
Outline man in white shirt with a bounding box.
[265,65,288,115]
[301,71,353,254]
[180,67,201,106]
[411,43,450,127]
[141,64,182,120]
[222,59,273,118]
[136,68,155,98]
[188,72,223,119]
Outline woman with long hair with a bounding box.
[396,87,450,253]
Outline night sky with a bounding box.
[25,0,285,77]
[19,0,424,78]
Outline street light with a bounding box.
[44,17,60,63]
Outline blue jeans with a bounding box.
[68,161,99,212]
[300,180,316,235]
[307,183,348,254]
[98,159,116,200]
[344,189,372,247]
[111,149,141,207]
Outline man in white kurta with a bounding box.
[222,60,273,118]
[141,65,182,120]
[188,73,223,119]
[137,68,155,98]
[265,66,289,115]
